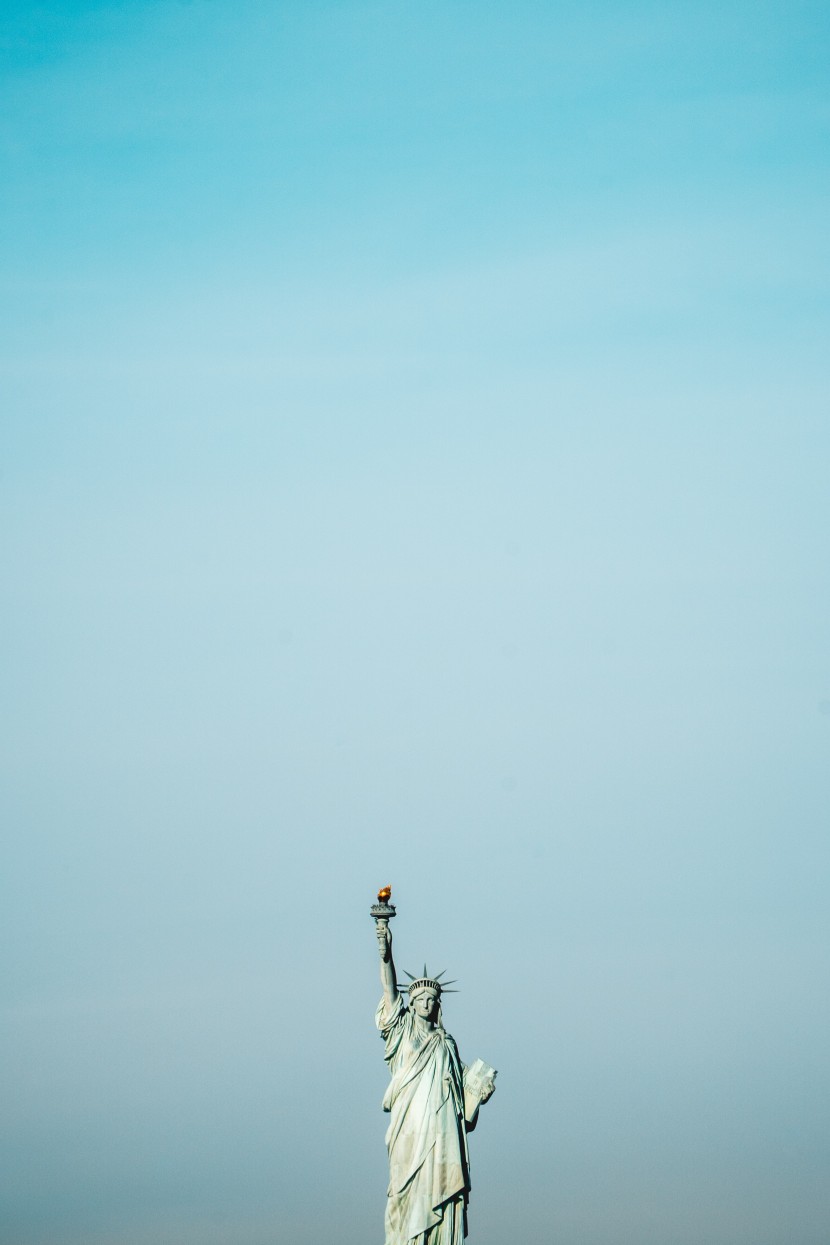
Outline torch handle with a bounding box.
[375,917,392,962]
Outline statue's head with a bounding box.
[409,985,440,1021]
[405,966,457,1025]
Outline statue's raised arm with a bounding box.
[376,918,399,1014]
[371,886,399,1019]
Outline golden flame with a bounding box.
[377,885,392,903]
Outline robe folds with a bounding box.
[376,995,470,1245]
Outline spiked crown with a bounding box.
[402,965,458,997]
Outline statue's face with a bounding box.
[411,989,439,1020]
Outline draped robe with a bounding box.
[376,995,470,1245]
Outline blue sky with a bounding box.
[2,3,829,1243]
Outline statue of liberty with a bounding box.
[372,888,496,1245]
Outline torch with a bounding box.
[371,884,396,934]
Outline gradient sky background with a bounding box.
[2,2,829,1243]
